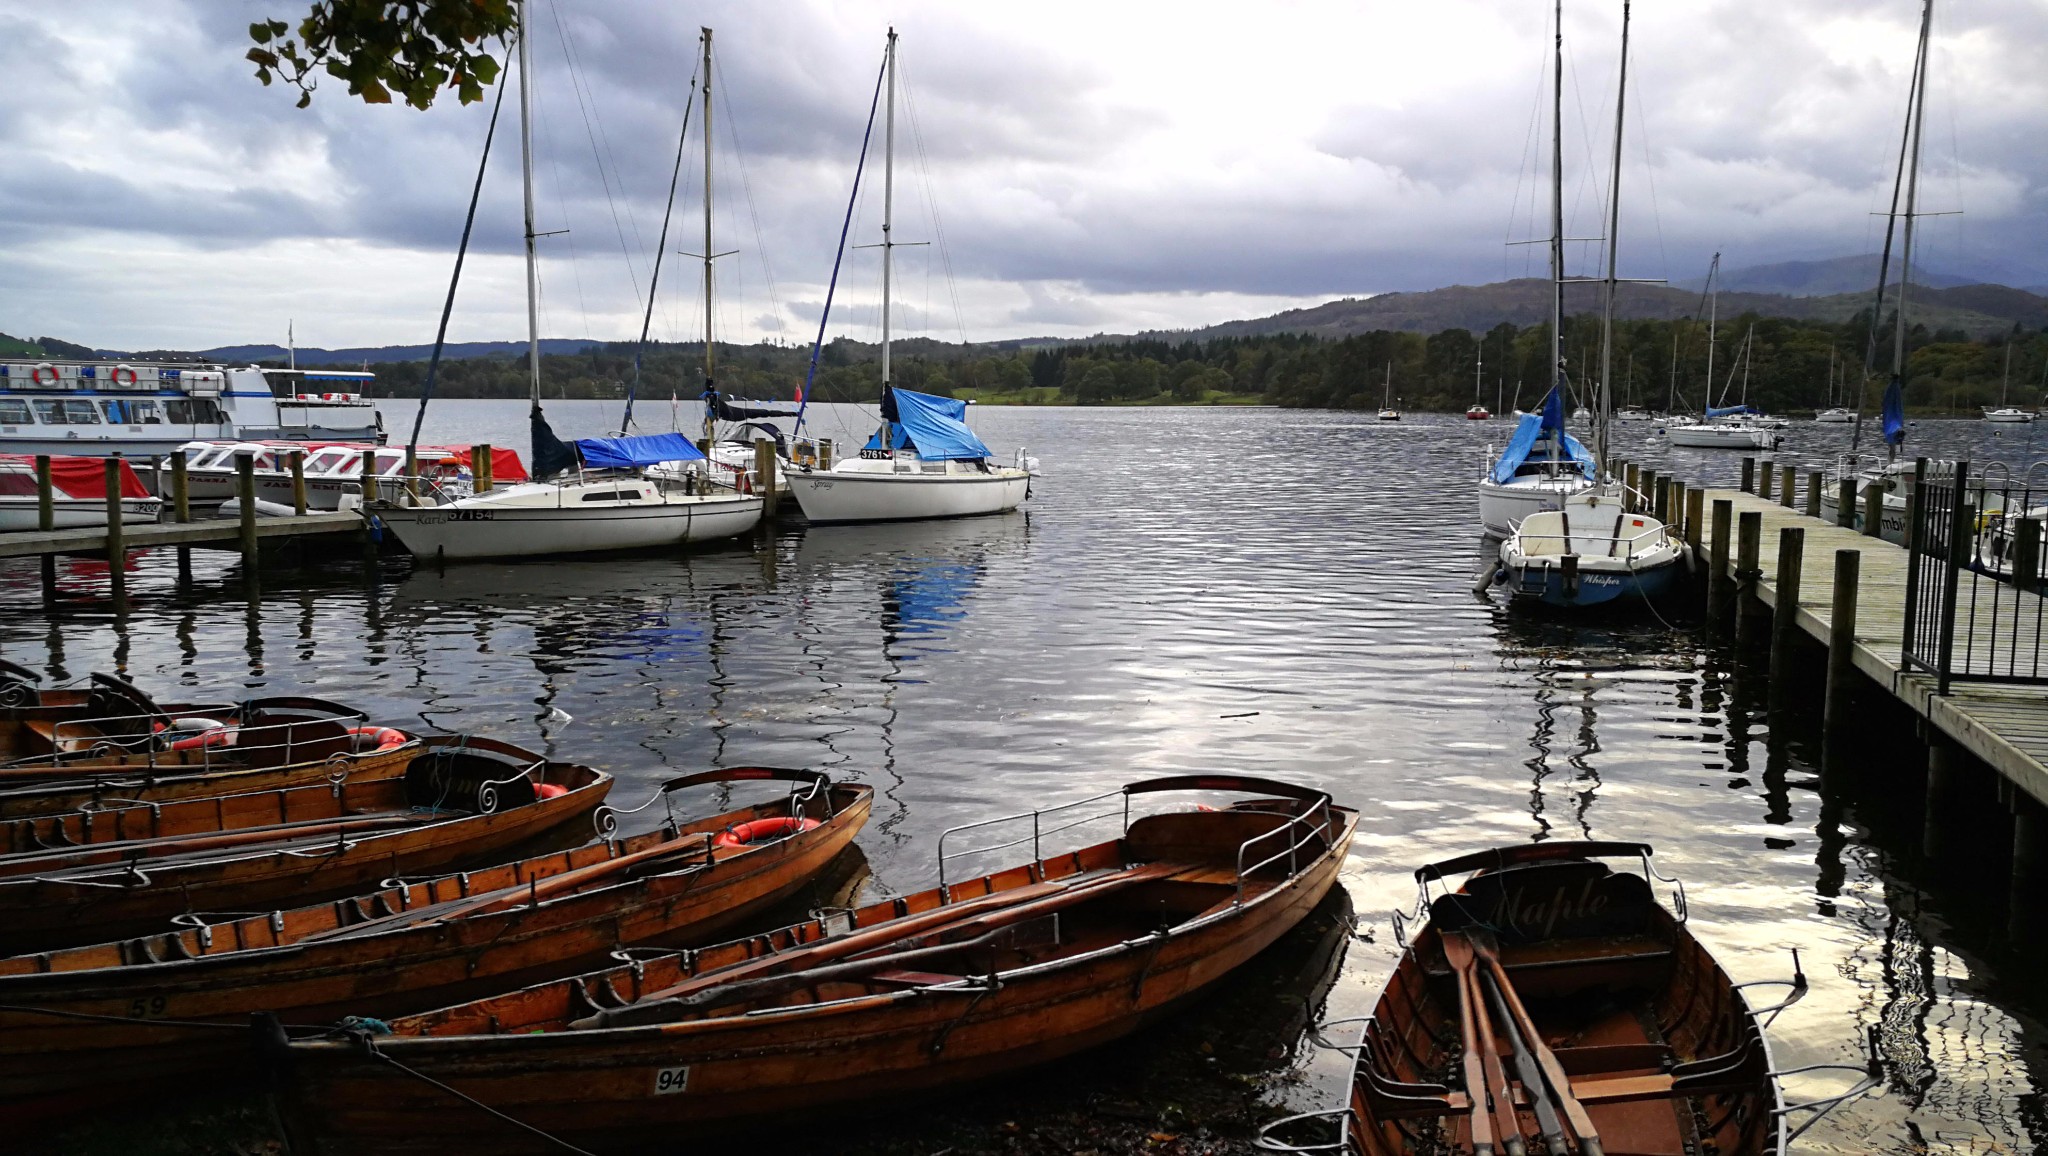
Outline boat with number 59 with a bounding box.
[273,775,1355,1153]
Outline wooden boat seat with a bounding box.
[866,969,965,989]
[1123,810,1306,869]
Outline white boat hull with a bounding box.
[786,467,1029,525]
[375,493,762,560]
[1477,475,1595,537]
[1983,408,2036,424]
[0,497,162,532]
[1666,423,1779,449]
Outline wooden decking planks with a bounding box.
[1702,489,2048,807]
[0,512,364,560]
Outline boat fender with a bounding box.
[712,816,821,849]
[345,726,409,753]
[535,782,568,800]
[168,723,238,751]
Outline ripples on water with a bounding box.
[4,401,2046,1153]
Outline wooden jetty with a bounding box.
[1617,458,2048,941]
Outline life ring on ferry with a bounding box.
[713,816,820,849]
[110,367,138,386]
[166,721,238,751]
[345,726,409,753]
[29,365,59,386]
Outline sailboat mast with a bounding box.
[880,29,898,392]
[1596,0,1630,472]
[1703,253,1719,413]
[701,27,715,419]
[1893,0,1932,391]
[1549,0,1565,419]
[517,0,541,407]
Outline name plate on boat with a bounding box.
[653,1065,691,1095]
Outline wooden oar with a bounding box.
[572,862,1178,1029]
[1466,959,1526,1156]
[1439,933,1495,1156]
[1472,933,1601,1156]
[0,813,424,877]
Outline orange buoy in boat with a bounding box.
[535,783,568,800]
[712,816,820,849]
[345,726,409,752]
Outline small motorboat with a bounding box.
[274,775,1355,1152]
[0,766,869,1120]
[0,735,610,952]
[1814,407,1856,424]
[1983,406,2036,424]
[0,454,160,532]
[1495,491,1685,609]
[1260,842,1876,1156]
[1466,404,1492,420]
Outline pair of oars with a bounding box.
[1442,929,1604,1156]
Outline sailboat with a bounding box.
[374,16,762,561]
[1496,0,1685,609]
[1475,5,1599,538]
[1983,346,2035,422]
[1465,350,1491,419]
[1665,262,1780,449]
[1816,346,1856,422]
[783,31,1030,526]
[1377,366,1401,421]
[1817,0,1934,542]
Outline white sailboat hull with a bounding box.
[374,488,762,560]
[1477,475,1595,537]
[1983,408,2036,423]
[1666,422,1778,449]
[786,467,1029,525]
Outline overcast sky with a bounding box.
[1,0,2042,351]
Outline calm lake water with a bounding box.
[6,399,2048,1154]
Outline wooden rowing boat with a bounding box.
[1280,842,1811,1156]
[274,775,1356,1153]
[0,767,869,1121]
[0,735,610,952]
[0,671,226,758]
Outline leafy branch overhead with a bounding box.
[247,1,516,110]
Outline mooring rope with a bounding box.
[353,1034,596,1156]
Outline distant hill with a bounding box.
[1675,255,1975,296]
[185,339,603,365]
[1130,278,2048,344]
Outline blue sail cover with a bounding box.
[573,432,706,470]
[862,387,992,461]
[1881,374,1906,447]
[1489,398,1597,486]
[1706,404,1759,418]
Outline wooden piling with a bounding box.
[237,455,259,563]
[478,444,494,493]
[1923,736,1969,864]
[1707,498,1734,631]
[1740,457,1756,494]
[1805,470,1824,518]
[290,450,308,516]
[1769,527,1804,703]
[361,447,378,507]
[2012,795,2048,944]
[1759,462,1775,502]
[471,446,488,494]
[1824,549,1860,737]
[1861,483,1883,539]
[170,450,190,523]
[819,438,834,471]
[1835,476,1855,529]
[754,438,779,519]
[1684,487,1704,550]
[1625,463,1641,509]
[102,458,125,560]
[34,455,53,532]
[404,447,419,502]
[1778,465,1796,508]
[1735,510,1765,649]
[1655,476,1672,523]
[2014,518,2042,593]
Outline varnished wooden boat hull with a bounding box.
[1345,843,1783,1156]
[0,737,610,952]
[0,738,421,819]
[0,780,870,1121]
[278,780,1357,1154]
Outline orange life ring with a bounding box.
[169,725,237,752]
[29,366,60,386]
[713,816,820,849]
[345,726,409,752]
[534,782,568,800]
[111,367,138,386]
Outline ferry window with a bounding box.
[305,448,350,473]
[32,399,66,424]
[100,399,160,424]
[166,399,225,424]
[61,399,102,424]
[0,399,28,424]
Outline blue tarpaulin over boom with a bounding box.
[1488,397,1597,486]
[1881,374,1906,447]
[573,432,707,470]
[1705,404,1759,418]
[862,386,992,461]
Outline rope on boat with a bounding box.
[348,1032,596,1156]
[0,1002,300,1033]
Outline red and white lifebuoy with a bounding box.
[712,816,820,849]
[168,723,238,752]
[345,726,409,753]
[29,365,60,386]
[111,366,138,386]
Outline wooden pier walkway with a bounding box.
[1699,488,2048,808]
[0,512,365,561]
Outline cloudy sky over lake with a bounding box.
[0,0,2042,351]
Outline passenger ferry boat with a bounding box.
[0,360,382,457]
